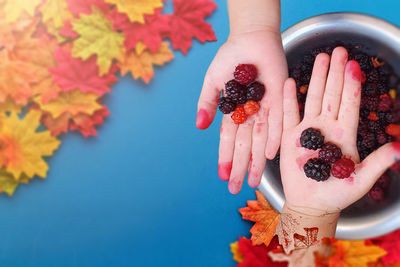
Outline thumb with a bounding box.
[355,142,400,193]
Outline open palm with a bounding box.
[197,30,287,194]
[281,47,400,213]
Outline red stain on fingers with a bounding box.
[346,60,361,82]
[196,109,212,129]
[218,162,232,181]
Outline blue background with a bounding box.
[1,0,400,266]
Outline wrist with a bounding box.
[276,202,340,253]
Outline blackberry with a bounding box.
[363,83,378,97]
[368,186,385,201]
[359,148,372,161]
[354,53,373,71]
[367,120,382,132]
[234,64,258,85]
[304,158,331,181]
[367,69,380,84]
[218,97,237,114]
[360,108,370,120]
[386,112,400,124]
[300,128,324,150]
[225,80,247,105]
[378,95,393,111]
[375,173,391,189]
[377,111,389,126]
[246,82,266,102]
[388,74,398,88]
[361,96,379,111]
[361,132,376,149]
[319,142,342,164]
[378,83,389,95]
[376,130,388,145]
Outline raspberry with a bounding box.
[246,82,266,101]
[234,64,258,85]
[231,106,247,124]
[386,124,400,136]
[300,128,324,150]
[244,100,260,116]
[368,112,379,121]
[218,97,237,114]
[304,158,331,181]
[225,80,247,105]
[319,142,342,164]
[361,96,379,111]
[331,158,355,179]
[368,186,385,201]
[378,95,393,111]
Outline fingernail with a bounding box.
[248,175,260,188]
[218,162,232,181]
[228,179,242,195]
[196,109,211,130]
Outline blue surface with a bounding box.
[1,0,400,266]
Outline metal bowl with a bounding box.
[260,12,400,239]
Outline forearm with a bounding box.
[276,202,340,254]
[228,0,281,36]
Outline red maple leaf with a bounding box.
[109,8,169,53]
[49,47,117,96]
[238,236,288,267]
[66,0,111,17]
[369,229,400,265]
[163,0,217,55]
[59,20,79,39]
[293,227,319,249]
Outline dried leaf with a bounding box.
[239,190,280,247]
[120,42,174,84]
[71,8,125,75]
[105,0,163,23]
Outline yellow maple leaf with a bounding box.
[331,240,387,267]
[120,42,174,84]
[0,98,23,114]
[40,0,73,29]
[35,90,102,118]
[3,0,42,23]
[0,111,61,179]
[72,8,125,76]
[230,241,244,263]
[0,169,28,196]
[105,0,163,23]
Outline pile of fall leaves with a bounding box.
[0,0,217,195]
[231,191,400,266]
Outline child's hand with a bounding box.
[281,47,400,214]
[196,30,287,194]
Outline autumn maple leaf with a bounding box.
[3,0,42,23]
[164,0,217,54]
[50,47,117,96]
[66,0,111,17]
[71,8,125,75]
[39,0,73,41]
[109,8,169,53]
[105,0,163,24]
[0,111,61,179]
[120,42,174,84]
[239,190,280,247]
[231,236,288,267]
[370,229,400,265]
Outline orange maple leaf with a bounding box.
[239,190,280,246]
[119,42,174,84]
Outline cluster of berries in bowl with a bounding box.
[218,64,266,124]
[301,128,355,181]
[289,44,400,201]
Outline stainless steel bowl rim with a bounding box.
[260,12,400,240]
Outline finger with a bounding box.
[248,108,269,187]
[304,53,330,118]
[229,119,254,194]
[338,60,362,130]
[218,115,239,181]
[355,142,400,193]
[283,78,300,130]
[196,74,221,129]
[321,47,348,119]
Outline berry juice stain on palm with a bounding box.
[256,122,264,134]
[296,150,320,170]
[218,162,232,181]
[327,104,332,112]
[345,176,354,184]
[196,109,211,129]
